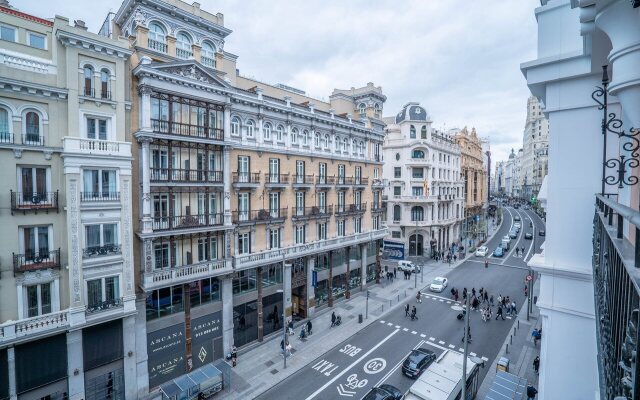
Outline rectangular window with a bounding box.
[338,191,345,212]
[83,169,117,197]
[22,225,50,260]
[87,276,120,309]
[19,166,49,201]
[374,168,379,179]
[391,231,401,239]
[237,155,250,182]
[355,167,361,184]
[0,25,16,42]
[153,243,171,269]
[269,192,280,217]
[393,186,401,196]
[355,217,362,233]
[318,191,326,212]
[394,167,401,178]
[319,163,327,183]
[238,192,249,221]
[412,168,424,179]
[372,215,380,230]
[198,238,209,261]
[84,223,118,254]
[269,158,280,182]
[269,228,280,249]
[238,232,250,254]
[338,164,345,184]
[26,282,52,318]
[295,225,305,244]
[412,187,424,196]
[28,32,46,49]
[338,220,345,237]
[295,191,305,214]
[317,222,327,240]
[86,117,108,140]
[296,160,305,182]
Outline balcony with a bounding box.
[10,191,59,214]
[13,249,61,273]
[150,119,224,141]
[152,213,224,232]
[291,205,333,220]
[150,168,223,184]
[148,38,167,53]
[232,172,261,189]
[235,227,388,270]
[80,192,120,202]
[353,177,368,188]
[232,208,287,224]
[315,175,336,188]
[176,48,193,59]
[264,173,290,188]
[83,244,121,259]
[336,176,354,187]
[335,203,367,216]
[0,131,13,144]
[86,297,124,314]
[371,204,384,213]
[372,179,385,188]
[291,174,314,188]
[63,137,132,158]
[0,310,69,345]
[142,259,232,291]
[21,134,44,146]
[201,56,216,69]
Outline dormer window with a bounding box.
[412,150,425,159]
[148,22,167,53]
[176,32,193,59]
[374,103,381,119]
[358,103,366,118]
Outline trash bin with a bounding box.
[496,357,510,372]
[358,314,363,323]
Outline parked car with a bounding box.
[503,235,511,242]
[362,384,403,400]
[525,232,533,240]
[475,246,489,257]
[402,348,437,378]
[514,215,521,221]
[501,238,510,250]
[398,260,420,273]
[509,230,518,239]
[429,277,448,292]
[514,222,521,229]
[493,247,505,257]
[539,230,546,236]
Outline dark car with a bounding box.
[362,384,403,400]
[525,232,533,240]
[402,348,437,378]
[539,230,546,236]
[493,247,505,257]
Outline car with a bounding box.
[503,235,511,242]
[539,230,546,236]
[493,247,504,257]
[514,215,521,221]
[402,348,437,378]
[514,204,520,209]
[509,230,518,239]
[514,222,521,229]
[429,277,448,292]
[525,232,533,240]
[362,384,403,400]
[475,246,489,257]
[398,260,420,273]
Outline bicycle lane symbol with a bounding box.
[336,374,368,397]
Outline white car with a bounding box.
[503,235,511,242]
[398,260,420,273]
[475,246,489,257]
[514,222,521,229]
[429,277,448,292]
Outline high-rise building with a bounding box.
[0,3,138,399]
[105,0,387,392]
[521,95,548,201]
[383,103,464,258]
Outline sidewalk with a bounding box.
[217,221,503,399]
[476,277,541,399]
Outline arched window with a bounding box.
[393,205,401,221]
[148,22,167,52]
[276,125,285,142]
[176,32,193,59]
[201,41,216,68]
[100,69,110,99]
[359,141,365,156]
[302,130,309,146]
[412,150,425,159]
[324,134,330,149]
[290,127,298,144]
[231,116,240,136]
[335,136,340,151]
[343,138,348,152]
[0,108,10,143]
[263,122,272,141]
[83,65,93,96]
[410,125,416,139]
[374,103,381,119]
[352,138,357,155]
[245,119,255,138]
[421,126,427,139]
[314,132,320,148]
[24,111,41,144]
[411,206,424,221]
[358,103,366,118]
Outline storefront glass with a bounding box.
[189,277,221,309]
[262,293,284,337]
[261,264,283,288]
[86,368,124,400]
[332,274,346,299]
[349,268,361,289]
[233,269,257,294]
[315,280,328,307]
[366,263,377,282]
[145,284,184,321]
[315,254,329,271]
[233,300,258,347]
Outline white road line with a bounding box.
[425,340,462,353]
[420,334,426,338]
[439,299,444,302]
[481,356,489,362]
[304,329,400,400]
[432,297,437,301]
[448,344,455,349]
[447,301,451,304]
[387,323,393,326]
[403,328,408,332]
[375,340,425,388]
[459,348,464,352]
[470,352,477,357]
[438,340,445,345]
[425,293,459,303]
[411,331,417,335]
[429,337,435,341]
[395,325,401,328]
[380,320,385,324]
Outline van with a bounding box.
[398,260,418,272]
[501,238,510,250]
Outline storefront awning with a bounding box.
[484,371,527,400]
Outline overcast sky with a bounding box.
[19,0,539,162]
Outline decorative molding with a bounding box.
[0,77,67,99]
[13,148,22,159]
[68,179,82,304]
[144,238,153,273]
[122,178,134,294]
[43,150,53,160]
[56,30,132,59]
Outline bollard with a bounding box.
[517,320,520,329]
[398,294,400,302]
[513,327,517,336]
[510,335,513,345]
[506,344,509,354]
[381,305,384,313]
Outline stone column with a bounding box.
[223,147,231,227]
[64,168,86,326]
[306,257,316,317]
[140,138,153,234]
[360,243,368,289]
[134,297,149,398]
[283,261,292,318]
[328,250,334,307]
[139,85,152,131]
[224,100,231,141]
[345,247,351,299]
[222,276,234,357]
[192,43,201,62]
[166,35,177,57]
[122,315,137,400]
[7,347,16,400]
[257,266,264,341]
[66,330,85,400]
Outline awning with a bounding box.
[484,371,527,400]
[160,363,223,399]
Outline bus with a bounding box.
[405,350,481,400]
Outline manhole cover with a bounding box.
[270,369,279,375]
[265,360,274,367]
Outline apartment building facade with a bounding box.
[454,127,487,239]
[0,3,139,400]
[521,95,548,201]
[383,103,464,258]
[108,0,387,392]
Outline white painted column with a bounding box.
[224,100,231,141]
[139,86,152,131]
[283,262,292,318]
[122,315,137,400]
[222,276,234,357]
[140,138,152,234]
[134,297,149,398]
[360,243,368,289]
[306,257,316,317]
[64,169,86,326]
[66,330,85,400]
[7,347,16,400]
[223,147,231,227]
[257,116,264,145]
[120,172,136,311]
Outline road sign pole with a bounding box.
[462,294,470,400]
[414,269,417,289]
[366,290,369,319]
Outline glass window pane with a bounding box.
[29,33,45,49]
[37,227,49,254]
[86,225,101,247]
[87,279,102,307]
[105,277,118,301]
[98,119,107,140]
[1,26,15,41]
[27,286,39,317]
[103,224,117,246]
[87,118,95,139]
[41,282,51,314]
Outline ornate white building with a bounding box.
[383,103,464,257]
[521,95,549,200]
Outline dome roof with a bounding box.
[395,102,429,123]
[508,148,516,159]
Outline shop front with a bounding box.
[15,334,68,400]
[83,320,125,400]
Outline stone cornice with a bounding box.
[0,76,67,99]
[56,30,132,59]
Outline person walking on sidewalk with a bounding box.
[496,305,505,320]
[516,247,520,257]
[524,284,528,297]
[405,303,410,317]
[394,267,397,279]
[416,290,422,303]
[526,384,538,400]
[307,319,312,335]
[533,356,540,374]
[490,294,494,306]
[511,300,517,317]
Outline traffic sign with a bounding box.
[526,275,533,282]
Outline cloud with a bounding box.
[17,0,539,162]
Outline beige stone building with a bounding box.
[106,0,387,392]
[454,127,487,238]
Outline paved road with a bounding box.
[257,207,545,400]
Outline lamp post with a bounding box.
[277,288,286,368]
[462,293,470,400]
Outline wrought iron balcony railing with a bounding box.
[232,208,287,224]
[83,244,121,259]
[292,175,315,185]
[593,194,640,400]
[10,190,59,214]
[335,203,367,216]
[86,297,123,314]
[152,213,224,231]
[315,175,336,185]
[13,249,61,273]
[232,172,260,184]
[80,192,120,202]
[150,168,223,183]
[264,173,290,185]
[150,118,224,141]
[291,205,333,219]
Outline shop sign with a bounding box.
[147,323,186,387]
[192,312,223,369]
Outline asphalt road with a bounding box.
[257,207,545,400]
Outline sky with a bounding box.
[18,0,540,163]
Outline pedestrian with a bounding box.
[417,290,422,303]
[405,303,410,317]
[516,247,520,257]
[394,267,397,279]
[533,356,540,374]
[331,311,336,327]
[497,294,502,305]
[463,288,467,300]
[511,300,517,316]
[479,288,484,298]
[524,285,528,297]
[450,287,456,299]
[522,246,525,256]
[484,259,489,269]
[454,254,457,262]
[472,297,479,311]
[472,288,476,298]
[526,384,538,400]
[307,319,312,335]
[412,305,417,317]
[496,305,505,320]
[454,289,459,302]
[484,291,489,304]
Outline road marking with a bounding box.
[425,293,459,303]
[411,331,417,335]
[380,320,385,324]
[403,328,408,332]
[459,348,464,352]
[304,329,400,400]
[387,323,393,326]
[439,299,444,302]
[429,337,435,341]
[448,344,455,349]
[363,358,387,375]
[470,352,477,357]
[481,356,489,362]
[432,297,437,301]
[438,340,445,345]
[425,340,461,353]
[447,301,451,304]
[395,325,400,329]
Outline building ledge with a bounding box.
[528,252,594,282]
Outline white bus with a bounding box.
[405,350,481,400]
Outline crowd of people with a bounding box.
[450,286,521,322]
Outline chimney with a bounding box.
[0,0,10,8]
[74,20,88,30]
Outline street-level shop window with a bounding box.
[145,285,183,320]
[188,277,220,308]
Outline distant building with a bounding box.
[454,127,487,240]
